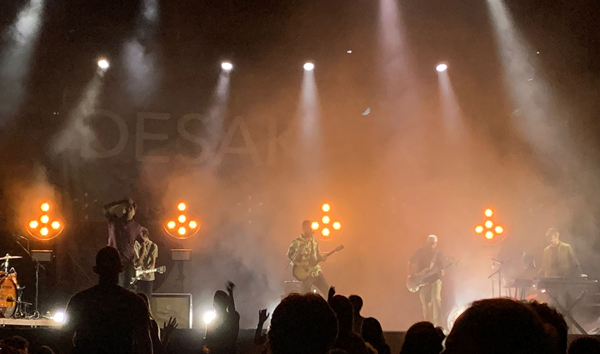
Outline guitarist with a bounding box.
[134,227,158,299]
[287,220,330,295]
[408,235,447,327]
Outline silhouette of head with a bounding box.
[329,295,354,335]
[568,336,600,354]
[269,294,337,354]
[444,298,550,354]
[524,300,567,354]
[36,346,56,354]
[349,295,363,314]
[400,321,443,354]
[0,336,29,354]
[302,220,313,236]
[213,290,229,313]
[93,247,123,279]
[362,317,386,347]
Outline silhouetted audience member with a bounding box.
[444,298,551,354]
[0,335,29,354]
[254,309,269,346]
[139,293,162,353]
[329,294,369,354]
[268,294,338,354]
[204,281,240,354]
[63,246,152,354]
[349,295,366,334]
[524,300,568,354]
[35,346,55,354]
[362,317,391,354]
[399,321,444,354]
[568,336,600,354]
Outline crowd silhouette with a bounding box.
[1,246,600,354]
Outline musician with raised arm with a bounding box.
[538,228,582,278]
[408,235,447,327]
[287,220,330,295]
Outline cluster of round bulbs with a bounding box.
[311,203,342,237]
[475,208,504,240]
[27,202,63,240]
[165,202,200,239]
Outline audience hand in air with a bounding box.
[328,286,336,302]
[226,281,235,294]
[258,309,270,325]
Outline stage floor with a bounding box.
[0,318,61,327]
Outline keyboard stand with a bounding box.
[544,290,587,334]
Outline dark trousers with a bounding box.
[137,280,154,300]
[301,273,330,295]
[119,261,135,291]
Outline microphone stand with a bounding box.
[488,259,504,298]
[14,235,45,318]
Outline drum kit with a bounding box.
[0,254,32,318]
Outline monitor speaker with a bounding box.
[151,293,193,328]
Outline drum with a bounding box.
[0,274,17,318]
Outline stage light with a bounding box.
[97,58,110,70]
[322,204,331,212]
[322,216,330,224]
[475,225,484,233]
[167,221,176,229]
[347,50,352,54]
[303,62,315,71]
[485,231,494,240]
[40,227,49,236]
[332,222,341,230]
[178,227,186,236]
[436,63,448,72]
[311,222,319,230]
[189,220,198,229]
[29,220,39,229]
[53,311,65,323]
[51,221,60,230]
[221,62,233,71]
[41,203,50,212]
[485,220,494,229]
[178,202,186,211]
[40,215,49,224]
[204,310,216,325]
[484,208,493,217]
[495,226,504,234]
[165,203,200,239]
[178,215,187,223]
[322,228,330,237]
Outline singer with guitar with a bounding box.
[287,220,335,295]
[134,227,159,299]
[408,235,448,327]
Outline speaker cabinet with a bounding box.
[151,293,193,328]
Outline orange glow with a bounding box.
[332,222,341,230]
[178,215,186,223]
[40,227,49,236]
[40,215,49,224]
[189,221,198,229]
[178,202,186,211]
[475,225,484,234]
[178,227,186,235]
[485,220,494,229]
[495,226,504,234]
[311,222,319,230]
[484,208,493,217]
[167,221,176,229]
[322,204,331,212]
[322,228,331,237]
[41,203,50,212]
[51,221,60,230]
[29,220,39,229]
[322,216,330,224]
[485,231,494,240]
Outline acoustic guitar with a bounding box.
[292,245,344,281]
[406,259,459,293]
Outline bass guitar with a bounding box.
[292,245,344,281]
[130,266,166,285]
[406,259,459,293]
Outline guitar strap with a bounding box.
[429,251,438,270]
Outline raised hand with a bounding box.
[258,309,270,324]
[226,281,235,294]
[328,286,336,302]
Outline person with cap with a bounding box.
[103,198,145,289]
[408,235,448,327]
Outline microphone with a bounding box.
[14,234,28,241]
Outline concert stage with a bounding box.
[0,325,596,354]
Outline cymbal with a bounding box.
[0,254,22,261]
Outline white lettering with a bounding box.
[81,109,129,159]
[135,112,171,163]
[215,116,262,166]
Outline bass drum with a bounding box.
[0,275,17,318]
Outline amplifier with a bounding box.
[151,293,193,329]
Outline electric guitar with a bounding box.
[292,245,344,281]
[406,259,459,293]
[130,266,166,285]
